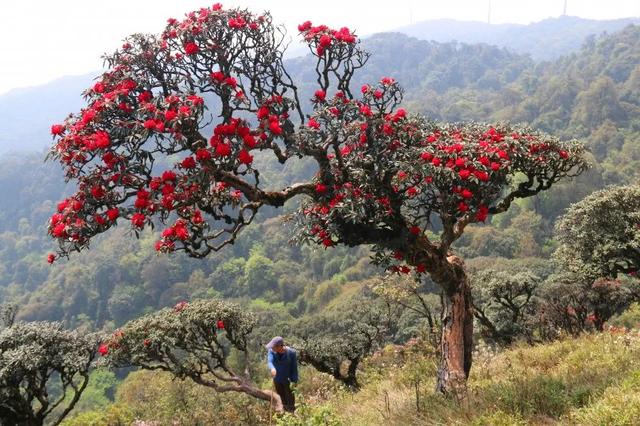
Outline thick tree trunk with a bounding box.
[434,257,474,399]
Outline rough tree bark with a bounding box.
[433,255,473,398]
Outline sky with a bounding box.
[1,0,639,95]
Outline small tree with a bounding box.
[47,4,588,395]
[471,270,540,345]
[555,184,640,280]
[373,274,441,345]
[537,272,638,335]
[99,299,285,411]
[292,296,388,390]
[0,307,98,426]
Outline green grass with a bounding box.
[307,331,640,425]
[62,331,640,425]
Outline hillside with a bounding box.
[0,73,94,155]
[60,329,640,425]
[397,16,640,61]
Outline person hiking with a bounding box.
[266,336,298,413]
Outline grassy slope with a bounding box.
[306,331,640,425]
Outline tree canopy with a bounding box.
[45,3,589,395]
[0,306,99,426]
[555,184,640,279]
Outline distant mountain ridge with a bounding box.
[1,16,638,155]
[0,73,95,156]
[396,15,640,61]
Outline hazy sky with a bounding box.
[1,0,639,95]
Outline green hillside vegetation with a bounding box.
[60,328,640,425]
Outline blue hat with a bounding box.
[266,336,284,349]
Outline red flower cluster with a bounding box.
[256,97,288,137]
[174,300,189,312]
[298,21,357,56]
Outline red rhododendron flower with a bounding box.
[106,208,119,221]
[269,121,282,135]
[181,156,196,168]
[421,152,433,161]
[409,226,421,235]
[318,34,332,48]
[461,189,473,199]
[196,148,211,162]
[215,142,231,157]
[91,186,105,199]
[314,89,326,101]
[162,170,177,182]
[476,205,489,222]
[315,183,328,194]
[257,106,269,120]
[174,301,188,312]
[175,226,189,240]
[98,344,109,356]
[165,110,177,121]
[238,149,253,165]
[474,170,489,181]
[211,71,225,83]
[184,42,200,55]
[298,20,312,32]
[459,169,471,180]
[51,124,65,136]
[47,253,56,264]
[131,213,146,228]
[308,118,320,129]
[217,320,225,329]
[52,223,67,238]
[138,91,153,103]
[458,202,469,213]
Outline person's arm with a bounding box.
[267,350,276,377]
[290,349,299,383]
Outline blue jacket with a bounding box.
[267,347,298,384]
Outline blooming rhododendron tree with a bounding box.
[47,4,589,396]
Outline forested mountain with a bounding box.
[0,73,94,155]
[397,15,640,60]
[1,25,639,330]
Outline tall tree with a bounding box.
[47,4,588,396]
